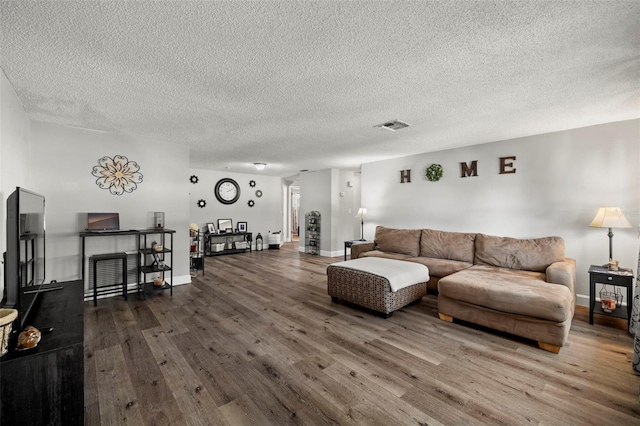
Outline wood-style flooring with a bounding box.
[84,242,640,425]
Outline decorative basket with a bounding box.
[212,243,225,252]
[234,241,248,249]
[0,309,18,357]
[599,285,623,313]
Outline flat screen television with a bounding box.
[2,187,46,330]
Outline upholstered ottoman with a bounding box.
[327,258,429,317]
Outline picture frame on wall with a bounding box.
[237,222,247,232]
[207,223,216,234]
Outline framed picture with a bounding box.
[207,222,216,234]
[218,218,232,233]
[237,221,247,232]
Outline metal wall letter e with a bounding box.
[499,156,516,174]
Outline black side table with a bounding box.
[588,264,634,332]
[344,239,366,261]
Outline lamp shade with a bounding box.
[355,208,368,219]
[589,207,632,228]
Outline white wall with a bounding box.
[30,121,191,291]
[0,71,31,296]
[361,119,640,306]
[299,169,362,257]
[299,169,333,255]
[188,168,283,246]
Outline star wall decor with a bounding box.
[197,199,207,208]
[92,155,143,195]
[248,200,255,207]
[190,175,199,184]
[249,180,256,187]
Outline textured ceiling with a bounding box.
[1,1,639,178]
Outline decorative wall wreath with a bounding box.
[249,180,256,187]
[248,200,255,207]
[197,199,207,208]
[190,175,199,184]
[425,164,444,182]
[92,155,143,195]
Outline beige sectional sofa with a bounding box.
[351,226,576,353]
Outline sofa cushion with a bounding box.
[419,229,476,263]
[406,257,473,278]
[438,265,573,322]
[374,226,421,257]
[474,234,565,272]
[360,250,413,261]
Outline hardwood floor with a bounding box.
[84,243,640,425]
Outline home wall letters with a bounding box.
[400,169,411,183]
[499,156,516,174]
[460,160,478,178]
[399,156,517,183]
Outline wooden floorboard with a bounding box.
[84,242,640,425]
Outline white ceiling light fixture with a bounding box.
[374,119,411,131]
[253,163,266,170]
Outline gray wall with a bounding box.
[361,119,640,306]
[188,168,284,246]
[29,120,191,291]
[0,71,32,296]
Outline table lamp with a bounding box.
[355,208,368,241]
[589,207,631,268]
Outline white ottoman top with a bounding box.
[330,258,429,292]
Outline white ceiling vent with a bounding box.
[374,119,411,131]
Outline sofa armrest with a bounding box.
[546,258,576,297]
[350,242,376,259]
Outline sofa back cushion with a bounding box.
[419,228,476,263]
[374,226,421,257]
[474,233,565,272]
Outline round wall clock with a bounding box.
[215,178,241,204]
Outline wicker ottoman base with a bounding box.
[327,262,427,317]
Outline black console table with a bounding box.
[205,232,252,256]
[0,280,84,425]
[79,229,175,300]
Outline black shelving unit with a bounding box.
[190,230,204,276]
[138,229,175,298]
[305,211,320,255]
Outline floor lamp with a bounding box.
[589,206,631,268]
[355,208,368,241]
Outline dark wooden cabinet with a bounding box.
[0,280,84,425]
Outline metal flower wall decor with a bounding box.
[92,155,143,195]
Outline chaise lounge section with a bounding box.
[351,226,576,353]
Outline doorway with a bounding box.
[290,185,300,241]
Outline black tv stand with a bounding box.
[0,279,84,425]
[23,283,64,295]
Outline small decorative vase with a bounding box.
[154,275,164,287]
[0,309,18,356]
